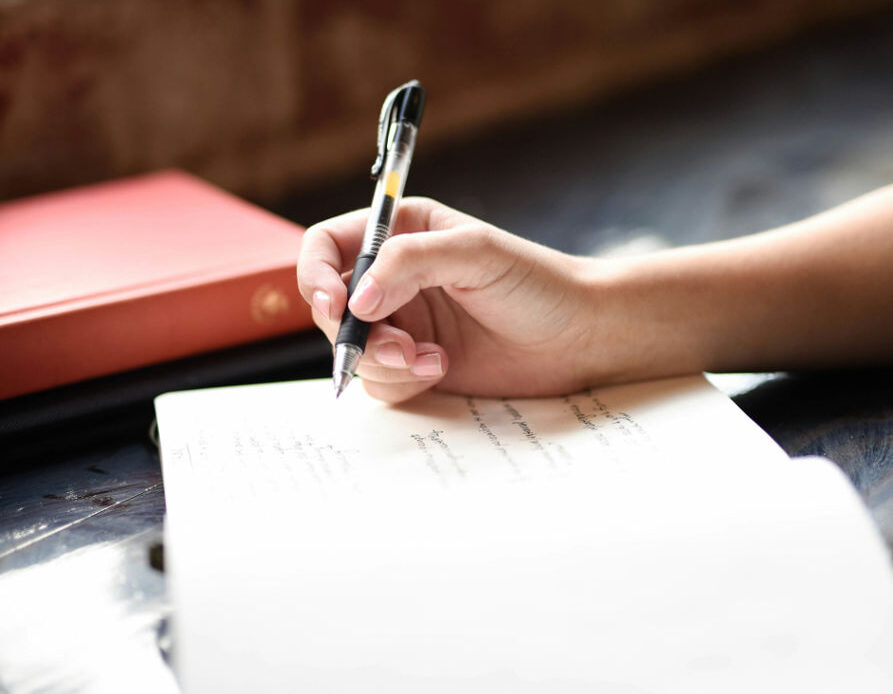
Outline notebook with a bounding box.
[155,375,893,693]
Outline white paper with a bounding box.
[155,375,893,693]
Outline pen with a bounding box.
[332,80,426,397]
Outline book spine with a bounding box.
[0,265,314,399]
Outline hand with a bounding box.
[297,198,605,403]
[300,187,893,402]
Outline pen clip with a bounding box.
[370,82,411,180]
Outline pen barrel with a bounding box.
[337,123,417,350]
[360,123,417,256]
[335,253,377,350]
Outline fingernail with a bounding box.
[411,352,443,377]
[312,290,331,320]
[350,275,382,314]
[374,342,407,367]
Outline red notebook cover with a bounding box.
[0,171,314,399]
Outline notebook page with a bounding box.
[156,375,788,501]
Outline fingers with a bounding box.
[297,208,370,321]
[392,196,479,235]
[311,309,448,402]
[348,224,517,322]
[297,197,480,403]
[358,341,449,404]
[297,200,424,319]
[361,374,441,404]
[298,199,479,317]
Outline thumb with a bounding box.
[347,225,516,321]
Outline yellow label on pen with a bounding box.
[385,171,401,198]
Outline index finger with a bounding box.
[296,208,367,317]
[297,198,477,317]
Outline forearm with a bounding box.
[595,185,893,380]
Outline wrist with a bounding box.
[577,251,719,386]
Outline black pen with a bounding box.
[332,80,426,397]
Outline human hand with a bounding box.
[301,186,893,403]
[297,198,606,403]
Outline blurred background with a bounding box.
[3,0,892,227]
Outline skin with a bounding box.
[297,188,893,403]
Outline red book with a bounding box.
[0,171,314,399]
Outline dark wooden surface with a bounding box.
[3,15,893,692]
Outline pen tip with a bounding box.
[333,372,350,399]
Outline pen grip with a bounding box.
[335,254,377,350]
